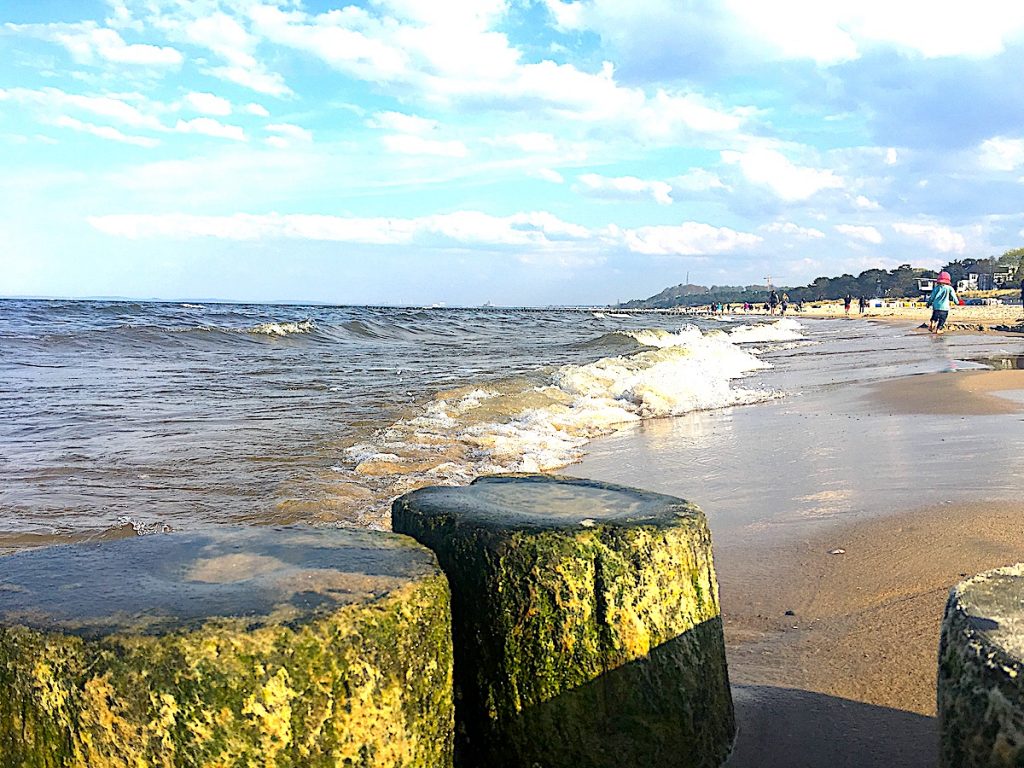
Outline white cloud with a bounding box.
[249,5,415,83]
[246,3,747,144]
[1,87,164,130]
[670,169,727,192]
[51,115,159,147]
[545,0,586,30]
[185,92,232,116]
[577,173,673,205]
[87,210,756,260]
[852,194,881,210]
[891,222,966,253]
[885,148,899,165]
[835,224,883,244]
[382,134,468,157]
[175,117,246,141]
[492,133,559,154]
[266,123,313,142]
[548,1,1024,65]
[719,2,860,64]
[721,147,844,200]
[7,21,183,67]
[162,12,291,96]
[622,222,762,255]
[88,210,591,247]
[245,102,270,117]
[531,168,564,183]
[763,222,826,239]
[840,1,1024,59]
[369,111,439,134]
[206,65,290,97]
[634,90,746,137]
[978,137,1024,171]
[104,0,141,32]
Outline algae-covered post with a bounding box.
[0,527,454,768]
[938,563,1024,768]
[393,473,735,768]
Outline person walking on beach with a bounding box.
[768,289,779,315]
[858,296,867,314]
[926,271,959,335]
[843,294,853,316]
[1019,278,1024,306]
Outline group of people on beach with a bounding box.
[766,289,798,316]
[841,295,870,316]
[704,299,800,315]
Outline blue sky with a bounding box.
[4,0,1024,305]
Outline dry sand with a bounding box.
[796,300,1024,332]
[721,368,1024,767]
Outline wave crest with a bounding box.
[340,322,782,513]
[246,319,317,336]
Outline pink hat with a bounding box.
[937,271,951,285]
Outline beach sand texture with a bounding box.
[797,300,1024,332]
[573,344,1024,767]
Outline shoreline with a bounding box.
[794,300,1024,333]
[719,498,1024,767]
[572,332,1024,766]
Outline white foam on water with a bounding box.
[618,324,706,348]
[727,318,805,344]
[247,319,316,336]
[340,322,783,513]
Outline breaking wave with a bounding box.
[339,321,788,521]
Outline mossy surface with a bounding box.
[392,474,734,768]
[0,527,454,768]
[938,565,1024,768]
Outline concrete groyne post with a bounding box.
[0,527,454,768]
[938,563,1024,767]
[393,473,735,768]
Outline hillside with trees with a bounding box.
[620,249,1024,309]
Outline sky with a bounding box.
[4,1,1024,306]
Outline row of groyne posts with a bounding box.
[0,473,1019,767]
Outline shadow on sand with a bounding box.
[726,685,937,768]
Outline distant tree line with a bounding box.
[620,248,1024,308]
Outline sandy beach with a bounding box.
[795,300,1024,332]
[572,322,1024,767]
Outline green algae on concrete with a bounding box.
[938,562,1024,768]
[392,474,734,768]
[0,526,454,768]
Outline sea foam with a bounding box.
[343,321,786,506]
[247,319,316,336]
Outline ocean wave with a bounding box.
[727,318,805,344]
[245,319,317,336]
[572,331,646,353]
[604,319,806,351]
[340,323,781,514]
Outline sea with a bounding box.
[2,299,1023,549]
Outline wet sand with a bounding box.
[573,361,1024,766]
[871,368,1024,415]
[719,500,1024,767]
[725,370,1023,765]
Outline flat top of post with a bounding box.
[955,562,1024,659]
[0,526,438,638]
[398,474,702,531]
